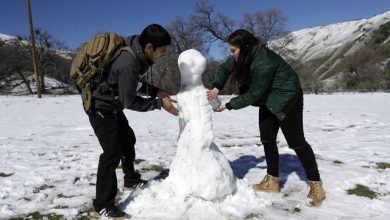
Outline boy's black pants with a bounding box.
[88,110,140,211]
[259,95,320,181]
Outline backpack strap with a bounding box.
[121,46,139,62]
[98,46,139,94]
[86,46,140,112]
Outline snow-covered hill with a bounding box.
[0,33,17,42]
[285,10,390,62]
[0,32,73,60]
[272,10,390,80]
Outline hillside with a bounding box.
[279,10,390,87]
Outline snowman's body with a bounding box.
[166,49,236,200]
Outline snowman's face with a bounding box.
[178,49,206,85]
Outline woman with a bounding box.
[207,29,325,207]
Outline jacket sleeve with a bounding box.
[137,77,159,99]
[226,61,275,110]
[211,57,234,90]
[115,53,162,112]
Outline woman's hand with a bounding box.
[207,88,219,101]
[215,103,226,112]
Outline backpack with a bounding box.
[69,33,137,111]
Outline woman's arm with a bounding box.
[226,61,275,110]
[211,57,234,90]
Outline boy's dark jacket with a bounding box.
[91,35,162,112]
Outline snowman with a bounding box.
[166,49,236,200]
[121,50,265,219]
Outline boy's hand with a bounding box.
[157,89,169,98]
[162,97,179,116]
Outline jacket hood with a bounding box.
[125,35,153,73]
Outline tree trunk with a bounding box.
[39,65,45,93]
[16,71,33,94]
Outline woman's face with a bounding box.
[229,44,240,61]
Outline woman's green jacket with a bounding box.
[212,46,302,121]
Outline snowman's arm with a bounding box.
[177,98,191,138]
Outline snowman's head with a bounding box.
[178,49,206,87]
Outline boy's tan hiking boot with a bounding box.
[252,174,280,192]
[306,180,326,207]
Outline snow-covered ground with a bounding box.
[0,93,390,219]
[1,76,76,95]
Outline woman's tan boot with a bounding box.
[306,180,326,207]
[252,174,280,192]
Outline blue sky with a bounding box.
[1,0,390,58]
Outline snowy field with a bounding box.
[0,93,390,219]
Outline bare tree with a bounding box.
[192,1,290,48]
[0,38,34,94]
[241,9,288,43]
[241,9,296,61]
[149,15,215,94]
[167,16,206,54]
[0,69,34,94]
[32,28,69,93]
[191,0,236,44]
[0,29,73,94]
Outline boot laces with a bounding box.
[309,182,320,198]
[262,175,270,184]
[261,175,274,186]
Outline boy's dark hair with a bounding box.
[139,24,171,50]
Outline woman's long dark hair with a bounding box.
[228,29,259,85]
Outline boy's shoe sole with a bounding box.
[93,211,130,219]
[123,180,148,192]
[123,186,136,192]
